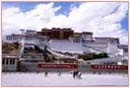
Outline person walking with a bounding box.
[73,70,79,79]
[73,70,76,79]
[77,71,82,79]
[45,71,48,77]
[58,71,61,76]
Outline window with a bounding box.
[2,58,5,64]
[111,39,119,43]
[124,48,128,53]
[7,36,10,40]
[6,36,9,40]
[10,59,12,64]
[6,58,9,65]
[9,37,11,40]
[12,59,15,64]
[73,38,80,43]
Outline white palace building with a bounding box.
[4,28,128,57]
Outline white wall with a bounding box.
[82,41,108,53]
[107,43,119,55]
[81,34,93,41]
[49,39,120,55]
[49,39,84,54]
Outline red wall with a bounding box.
[38,64,78,69]
[91,64,128,70]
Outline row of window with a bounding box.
[6,36,46,42]
[73,38,81,43]
[2,58,15,65]
[6,36,22,41]
[25,38,45,41]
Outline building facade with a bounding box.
[4,28,127,56]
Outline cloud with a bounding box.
[2,2,61,33]
[2,2,128,44]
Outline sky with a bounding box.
[2,2,128,44]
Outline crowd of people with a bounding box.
[43,70,82,79]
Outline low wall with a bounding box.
[19,62,128,73]
[20,62,78,72]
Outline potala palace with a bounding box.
[2,28,128,72]
[4,28,127,55]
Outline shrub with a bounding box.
[79,52,108,60]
